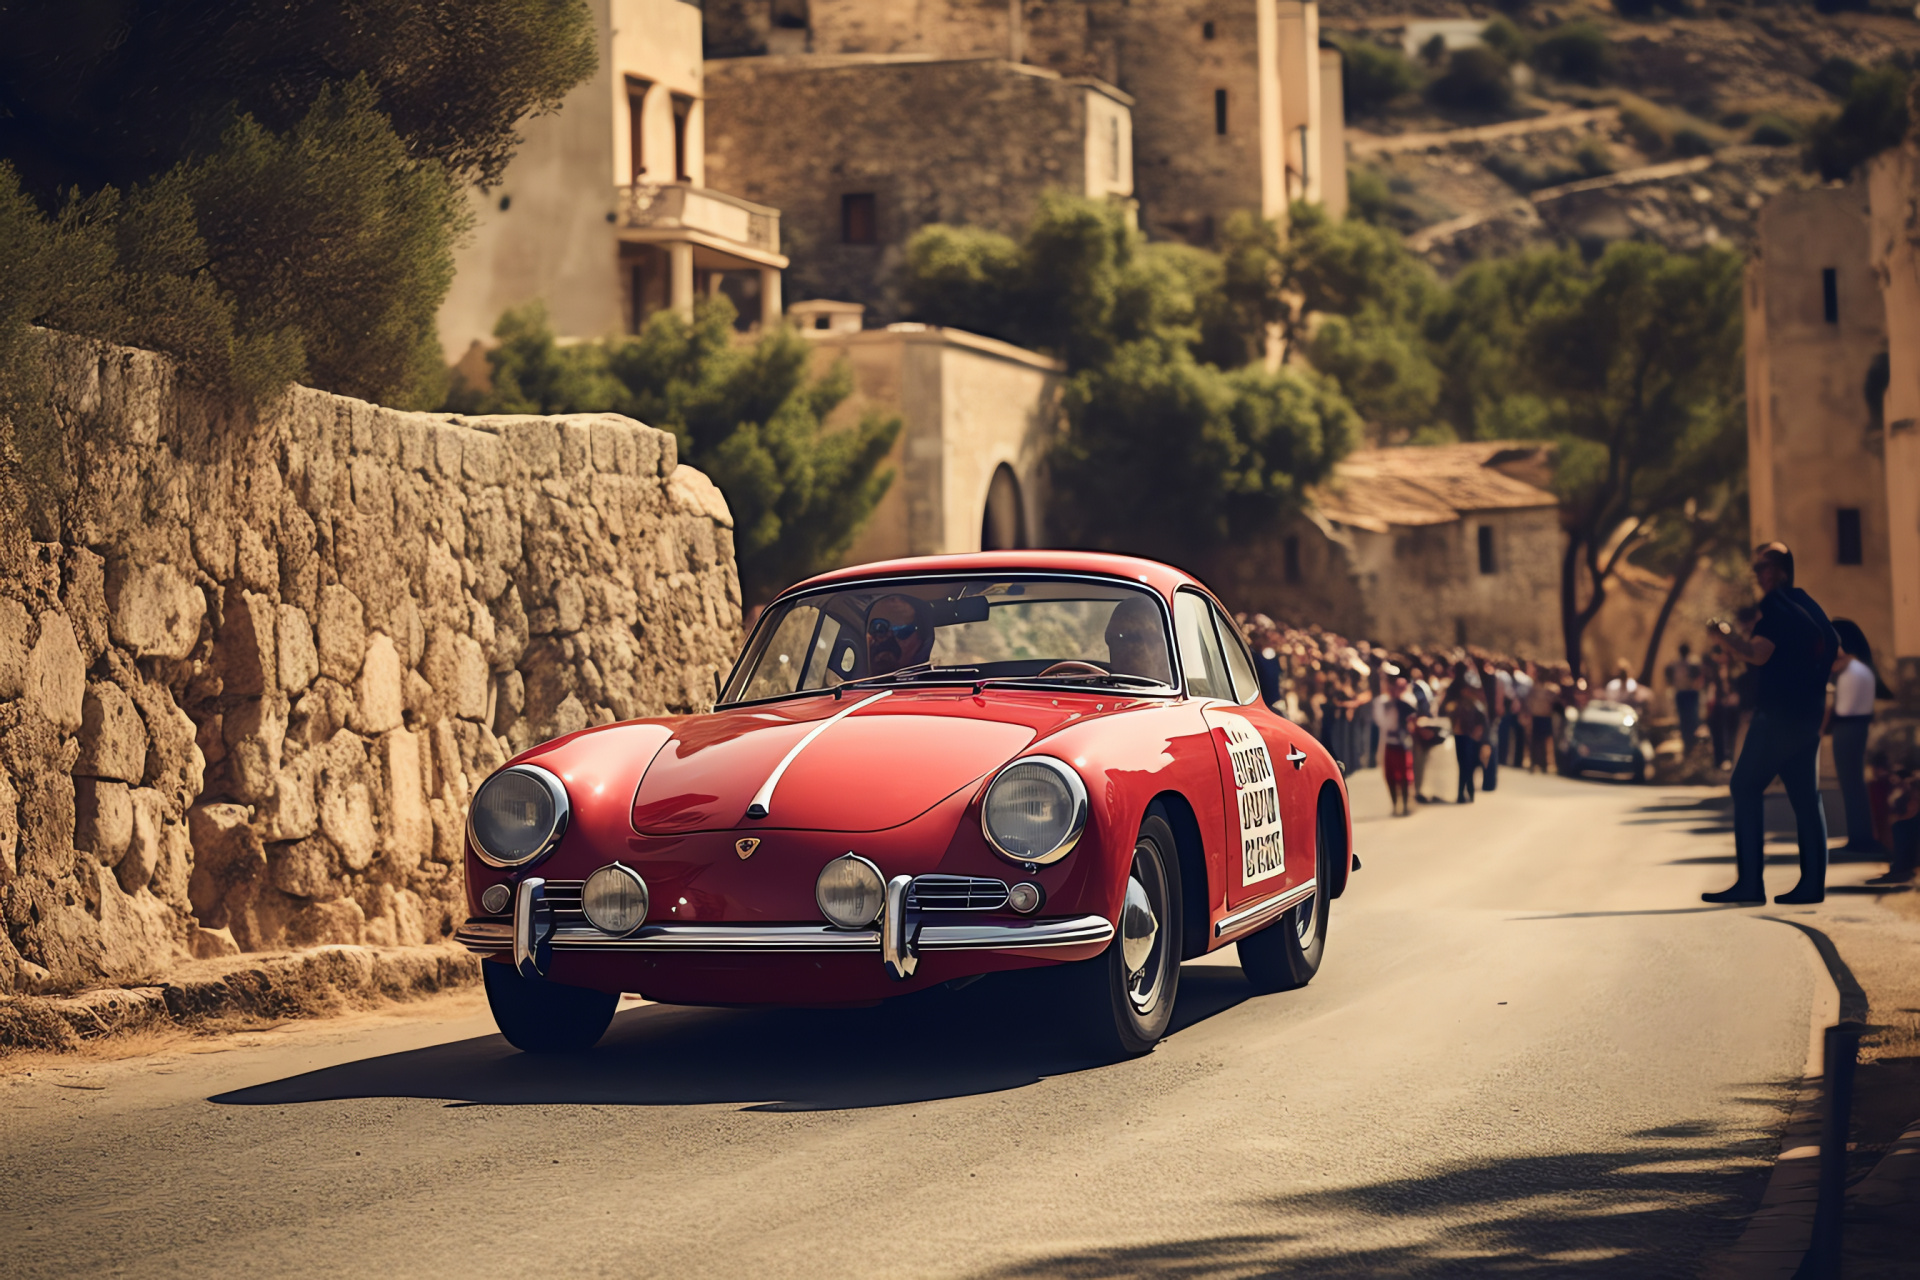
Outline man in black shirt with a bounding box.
[1703,543,1839,905]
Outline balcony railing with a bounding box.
[617,183,780,255]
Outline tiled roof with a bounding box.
[1311,442,1558,533]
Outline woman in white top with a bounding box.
[1829,618,1890,853]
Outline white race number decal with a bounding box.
[1210,711,1285,885]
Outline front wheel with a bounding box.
[1065,814,1184,1057]
[483,960,619,1054]
[1238,806,1331,994]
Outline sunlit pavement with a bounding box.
[0,769,1816,1278]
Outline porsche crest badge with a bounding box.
[735,837,761,860]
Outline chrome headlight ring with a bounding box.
[467,763,571,869]
[980,755,1089,867]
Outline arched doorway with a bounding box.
[980,464,1027,551]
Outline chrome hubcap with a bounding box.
[1123,840,1169,1013]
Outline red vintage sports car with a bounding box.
[458,551,1354,1056]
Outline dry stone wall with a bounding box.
[0,332,742,994]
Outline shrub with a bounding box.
[1574,138,1616,177]
[1338,39,1424,116]
[1672,127,1717,157]
[1619,101,1675,153]
[1806,64,1912,180]
[1747,114,1800,147]
[1533,22,1614,86]
[1481,17,1530,66]
[1427,47,1515,114]
[1813,56,1863,98]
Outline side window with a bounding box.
[1211,603,1260,705]
[1173,591,1230,700]
[739,604,822,700]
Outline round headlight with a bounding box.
[582,863,650,936]
[815,854,886,929]
[982,757,1088,865]
[468,765,569,868]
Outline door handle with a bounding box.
[1287,746,1308,770]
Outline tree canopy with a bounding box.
[464,301,901,606]
[903,193,1360,563]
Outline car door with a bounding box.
[1173,591,1313,911]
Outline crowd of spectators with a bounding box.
[1229,613,1758,817]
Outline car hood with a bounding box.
[628,689,1078,835]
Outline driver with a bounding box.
[1105,595,1172,685]
[865,593,935,676]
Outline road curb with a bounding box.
[0,945,481,1053]
[1703,919,1851,1279]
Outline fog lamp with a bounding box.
[1008,882,1044,915]
[816,854,886,929]
[480,883,512,915]
[582,863,650,936]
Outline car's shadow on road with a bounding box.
[211,962,1255,1112]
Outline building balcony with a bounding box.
[617,182,785,268]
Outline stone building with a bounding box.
[702,0,1346,316]
[1868,139,1920,707]
[1744,185,1895,674]
[800,318,1064,563]
[1207,442,1564,656]
[704,56,1135,322]
[436,0,789,367]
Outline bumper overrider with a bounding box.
[459,877,1115,983]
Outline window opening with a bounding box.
[626,76,651,180]
[1215,88,1228,135]
[1283,535,1301,584]
[842,193,877,244]
[1203,20,1215,38]
[1823,267,1839,325]
[1108,116,1121,182]
[1477,525,1496,575]
[670,94,693,181]
[1838,508,1863,565]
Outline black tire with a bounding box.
[1237,804,1331,994]
[1064,814,1184,1057]
[483,960,619,1054]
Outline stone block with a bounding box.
[219,588,277,698]
[117,788,167,894]
[105,561,206,659]
[258,748,319,843]
[235,523,277,593]
[351,633,404,734]
[288,677,353,750]
[187,802,266,919]
[380,728,431,874]
[0,597,30,699]
[0,769,17,880]
[669,464,735,529]
[315,584,366,682]
[75,778,134,863]
[189,926,241,960]
[315,730,377,871]
[222,697,287,803]
[25,612,85,732]
[286,897,366,948]
[277,604,318,694]
[268,836,339,899]
[76,681,149,782]
[61,547,109,666]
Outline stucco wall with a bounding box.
[703,57,1129,320]
[0,332,741,994]
[808,327,1060,565]
[1746,185,1894,668]
[1211,506,1563,656]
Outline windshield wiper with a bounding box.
[831,664,982,697]
[981,671,1172,691]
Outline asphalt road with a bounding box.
[1,769,1825,1278]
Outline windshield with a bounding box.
[1573,721,1635,752]
[722,576,1177,704]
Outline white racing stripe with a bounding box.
[744,690,892,819]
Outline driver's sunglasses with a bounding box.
[868,618,921,641]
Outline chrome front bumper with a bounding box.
[456,914,1113,958]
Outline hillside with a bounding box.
[1325,1,1920,268]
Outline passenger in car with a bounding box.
[1105,595,1172,685]
[865,593,935,675]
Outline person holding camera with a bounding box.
[1702,543,1840,906]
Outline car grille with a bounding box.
[909,874,1010,911]
[540,880,585,922]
